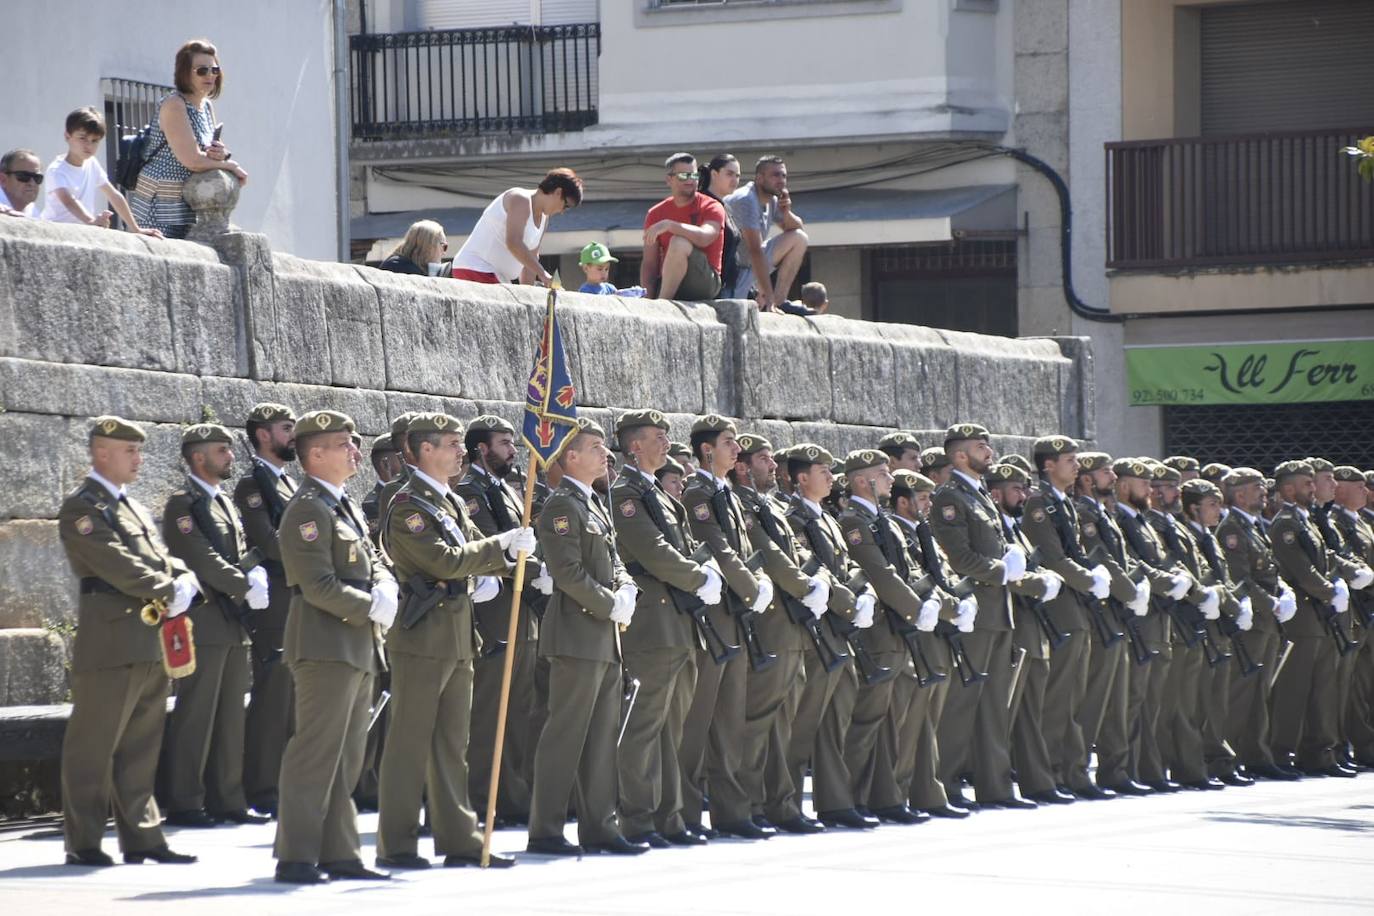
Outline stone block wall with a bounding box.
[0,218,1093,704]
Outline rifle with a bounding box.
[1288,514,1361,657]
[706,488,776,672]
[1111,593,1158,667]
[185,490,281,667]
[1216,614,1262,677]
[933,576,986,687]
[781,555,849,674]
[1039,491,1122,650]
[1017,543,1070,650]
[625,544,742,666]
[885,606,947,688]
[824,570,896,686]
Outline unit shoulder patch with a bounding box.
[405,513,426,533]
[298,521,319,542]
[246,493,263,509]
[75,516,94,536]
[554,516,571,536]
[941,504,957,522]
[847,528,863,546]
[694,503,711,522]
[176,516,193,535]
[620,499,637,518]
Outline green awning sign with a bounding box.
[1127,340,1374,406]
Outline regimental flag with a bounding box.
[522,290,579,468]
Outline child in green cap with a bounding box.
[577,241,646,297]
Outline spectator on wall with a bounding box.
[451,168,582,285]
[40,108,161,237]
[0,148,42,217]
[378,220,447,276]
[724,155,808,311]
[639,153,725,301]
[700,153,742,300]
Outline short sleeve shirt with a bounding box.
[41,156,108,223]
[724,182,783,266]
[644,192,726,274]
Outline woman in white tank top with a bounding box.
[452,168,583,284]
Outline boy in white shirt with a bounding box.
[40,107,161,237]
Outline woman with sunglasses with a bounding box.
[379,220,449,276]
[129,38,249,239]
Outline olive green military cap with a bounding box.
[181,422,234,446]
[1223,467,1264,488]
[1000,453,1032,473]
[371,433,397,453]
[892,469,937,493]
[89,415,147,443]
[987,463,1031,486]
[1364,470,1374,486]
[573,416,606,439]
[390,411,420,442]
[772,444,794,462]
[616,409,669,435]
[247,402,295,424]
[921,446,951,471]
[406,412,464,435]
[1307,457,1334,473]
[691,414,737,436]
[1077,452,1113,472]
[844,449,889,474]
[944,422,990,446]
[1333,465,1365,483]
[789,443,835,468]
[736,433,774,455]
[1200,462,1232,484]
[1273,459,1314,482]
[658,456,686,477]
[1112,457,1151,480]
[470,414,516,435]
[1150,462,1182,484]
[668,441,693,461]
[1180,478,1222,505]
[295,410,356,437]
[877,431,922,452]
[1163,455,1199,473]
[1032,435,1080,458]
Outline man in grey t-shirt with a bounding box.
[723,156,808,310]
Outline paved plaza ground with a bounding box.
[2,775,1371,915]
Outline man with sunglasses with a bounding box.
[641,153,726,302]
[1,148,42,217]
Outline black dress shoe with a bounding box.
[445,852,515,868]
[716,820,770,840]
[1320,765,1358,778]
[750,815,780,836]
[321,859,390,880]
[922,804,971,819]
[664,829,710,845]
[65,848,114,867]
[584,836,650,855]
[872,805,926,824]
[1145,779,1182,793]
[818,808,879,829]
[213,809,272,825]
[164,809,219,828]
[1247,763,1300,781]
[984,796,1038,810]
[248,796,278,817]
[526,836,583,856]
[1072,785,1116,801]
[1104,780,1152,796]
[124,846,198,864]
[774,816,825,834]
[627,831,672,849]
[376,852,431,869]
[1027,789,1075,805]
[1180,777,1225,791]
[1218,772,1255,787]
[275,861,329,884]
[947,789,977,810]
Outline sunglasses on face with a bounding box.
[194,65,222,77]
[4,170,42,184]
[669,171,700,181]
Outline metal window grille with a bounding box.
[1162,399,1374,471]
[101,77,175,172]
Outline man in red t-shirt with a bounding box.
[640,153,725,301]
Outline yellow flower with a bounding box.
[1358,136,1374,156]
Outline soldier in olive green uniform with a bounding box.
[234,402,298,815]
[612,410,722,846]
[59,416,200,866]
[877,431,922,474]
[161,423,272,826]
[1074,452,1155,795]
[885,470,968,819]
[677,416,775,838]
[1331,466,1374,765]
[1269,460,1371,776]
[920,447,952,488]
[457,415,540,824]
[377,412,421,520]
[274,411,397,885]
[1217,467,1297,780]
[929,423,1031,808]
[528,419,648,857]
[731,434,838,834]
[375,413,525,869]
[362,433,402,546]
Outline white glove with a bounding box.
[751,576,774,614]
[244,565,270,610]
[802,576,830,619]
[1088,564,1111,601]
[916,598,940,632]
[369,579,400,629]
[1276,587,1297,623]
[1128,579,1150,617]
[1167,573,1191,601]
[1198,586,1221,620]
[1040,571,1063,602]
[695,565,723,607]
[854,591,876,629]
[954,596,978,633]
[167,572,201,617]
[1352,567,1374,590]
[532,563,554,596]
[498,525,538,559]
[1332,578,1350,615]
[472,575,501,604]
[1236,596,1253,632]
[610,585,636,626]
[1001,545,1027,583]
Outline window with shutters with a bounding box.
[1163,400,1374,471]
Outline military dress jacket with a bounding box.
[736,483,824,653]
[1216,508,1283,634]
[929,472,1013,630]
[1269,504,1365,639]
[455,464,539,642]
[1020,487,1102,632]
[232,459,297,630]
[162,477,251,648]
